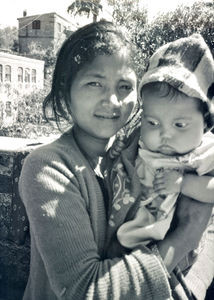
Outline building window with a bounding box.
[18,67,23,82]
[5,101,12,116]
[5,65,11,82]
[24,68,30,83]
[32,20,41,30]
[0,65,2,82]
[32,69,36,83]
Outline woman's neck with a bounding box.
[73,125,113,164]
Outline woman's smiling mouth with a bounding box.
[94,112,120,119]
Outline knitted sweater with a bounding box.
[19,128,173,300]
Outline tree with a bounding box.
[0,26,18,52]
[134,0,214,77]
[25,41,58,82]
[0,86,59,138]
[67,0,102,23]
[108,0,148,77]
[112,0,147,28]
[109,0,214,78]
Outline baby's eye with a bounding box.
[174,122,187,128]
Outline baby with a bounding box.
[107,33,214,249]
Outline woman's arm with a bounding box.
[154,169,214,203]
[185,210,214,300]
[157,195,213,273]
[181,173,214,203]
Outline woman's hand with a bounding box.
[175,194,212,243]
[189,133,214,176]
[157,195,213,273]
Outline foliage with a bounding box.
[0,83,60,139]
[112,0,147,29]
[139,1,214,68]
[110,1,214,78]
[16,88,47,125]
[25,42,58,81]
[0,26,18,52]
[67,0,102,22]
[109,0,148,78]
[0,123,59,139]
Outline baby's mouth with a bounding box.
[158,145,175,155]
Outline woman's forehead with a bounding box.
[78,54,136,82]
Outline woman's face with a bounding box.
[69,53,137,140]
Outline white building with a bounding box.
[0,51,44,126]
[0,51,44,91]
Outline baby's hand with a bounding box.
[153,168,183,195]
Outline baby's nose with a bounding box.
[160,127,173,139]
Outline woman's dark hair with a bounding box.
[43,20,135,129]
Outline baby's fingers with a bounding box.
[153,182,166,195]
[153,175,164,184]
[155,168,165,178]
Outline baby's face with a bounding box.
[140,91,205,155]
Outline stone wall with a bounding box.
[0,137,48,300]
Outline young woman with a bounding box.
[19,21,212,300]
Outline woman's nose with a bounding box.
[103,88,120,106]
[109,93,120,105]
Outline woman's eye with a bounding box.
[87,82,102,87]
[174,122,187,128]
[120,85,132,90]
[119,84,133,93]
[147,119,159,126]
